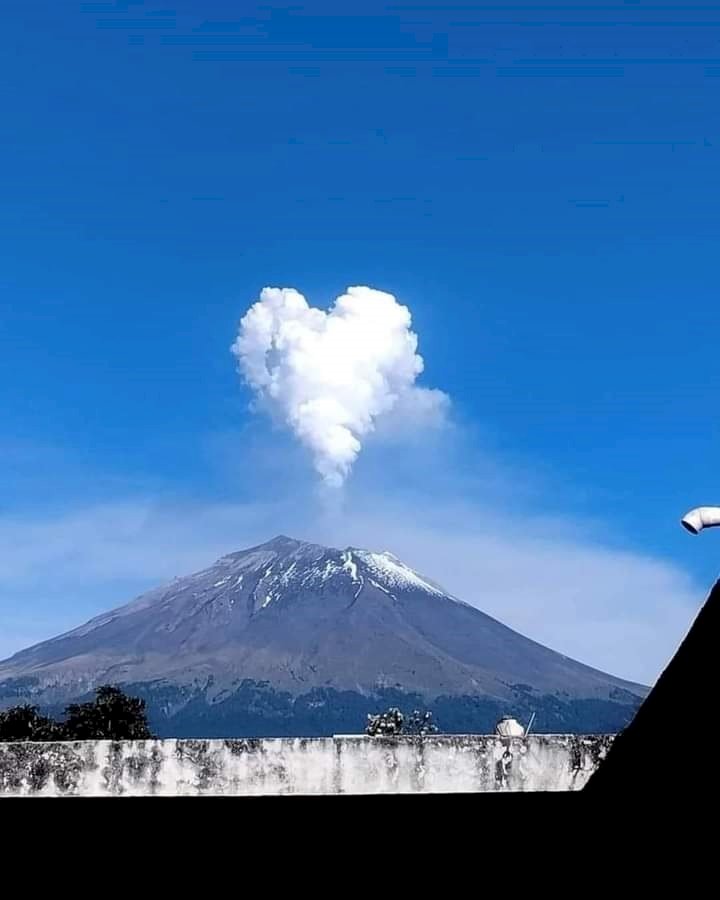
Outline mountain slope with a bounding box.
[0,536,647,735]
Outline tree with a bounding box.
[365,707,439,737]
[404,709,439,736]
[0,686,153,741]
[366,707,404,736]
[62,685,153,740]
[0,704,62,742]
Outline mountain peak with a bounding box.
[0,530,648,736]
[228,534,326,556]
[264,534,304,549]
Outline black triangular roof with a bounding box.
[585,579,717,794]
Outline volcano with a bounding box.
[0,536,647,736]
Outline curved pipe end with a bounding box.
[681,506,720,535]
[681,514,701,535]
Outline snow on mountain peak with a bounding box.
[352,549,446,597]
[208,536,454,609]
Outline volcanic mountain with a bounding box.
[0,536,647,736]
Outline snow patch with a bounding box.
[356,551,446,597]
[342,551,360,583]
[279,562,297,585]
[320,559,341,581]
[369,578,396,600]
[342,551,364,600]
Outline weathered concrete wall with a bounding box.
[0,734,613,796]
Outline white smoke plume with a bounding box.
[231,286,449,487]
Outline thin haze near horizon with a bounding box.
[2,1,719,685]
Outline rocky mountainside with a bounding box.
[0,536,647,736]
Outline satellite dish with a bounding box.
[681,507,720,535]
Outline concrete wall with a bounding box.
[0,734,613,796]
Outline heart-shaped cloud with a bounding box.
[231,286,449,486]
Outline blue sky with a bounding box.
[2,0,719,683]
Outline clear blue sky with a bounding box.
[2,1,719,682]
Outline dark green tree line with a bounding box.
[0,685,153,742]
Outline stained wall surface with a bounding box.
[0,734,613,796]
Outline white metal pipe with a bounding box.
[680,506,720,534]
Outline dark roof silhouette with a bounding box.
[584,578,717,795]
